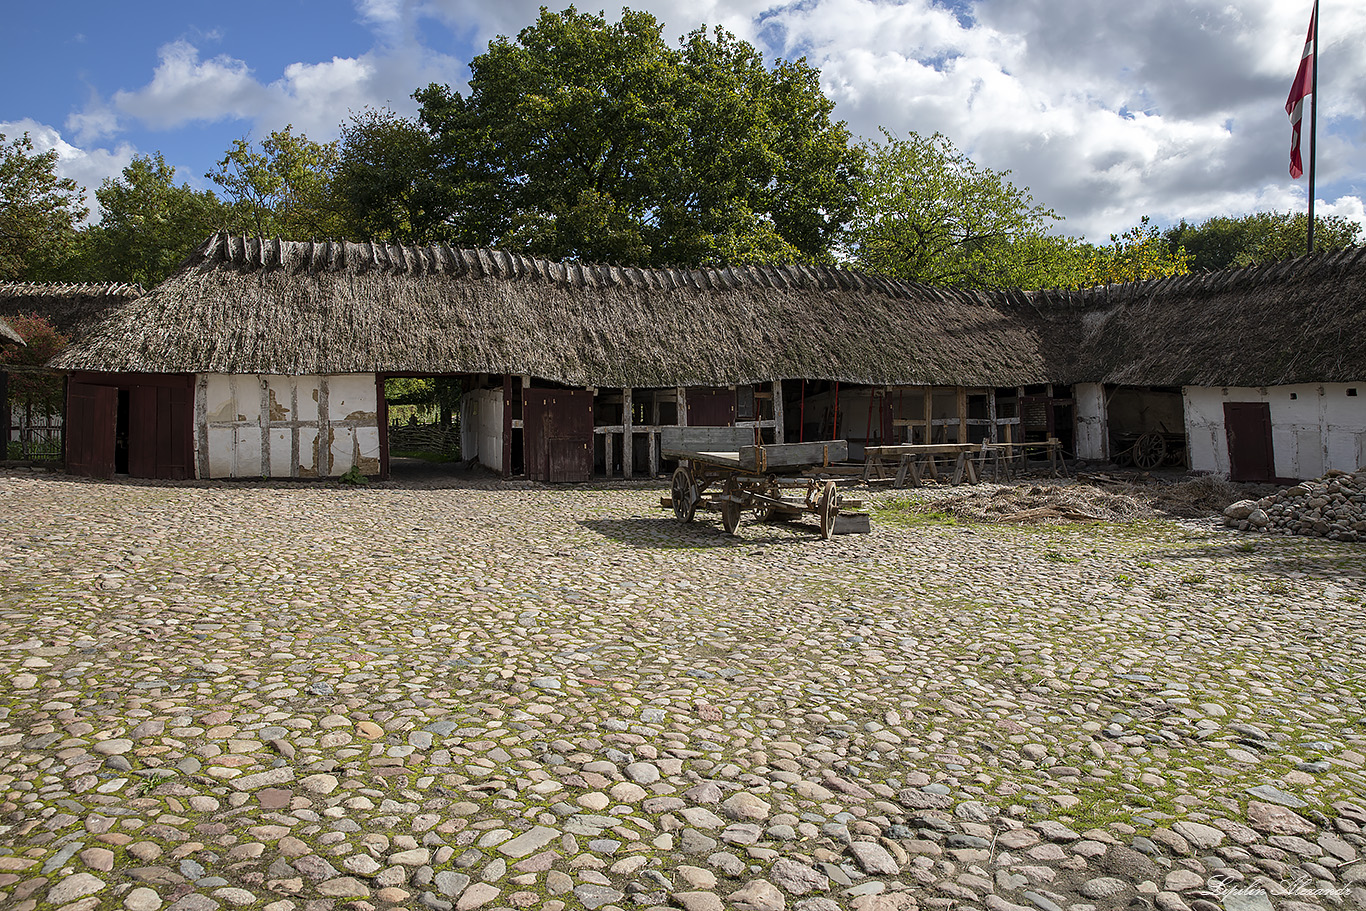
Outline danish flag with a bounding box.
[1285,2,1317,179]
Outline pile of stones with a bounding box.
[1223,468,1366,541]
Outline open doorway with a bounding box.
[380,376,464,480]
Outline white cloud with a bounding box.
[0,119,136,222]
[101,35,462,142]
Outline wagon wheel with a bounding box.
[754,479,782,522]
[817,480,839,540]
[671,466,697,522]
[1132,431,1167,470]
[720,478,743,536]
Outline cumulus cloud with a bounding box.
[0,119,136,221]
[95,35,462,143]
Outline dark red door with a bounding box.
[686,387,736,426]
[66,383,117,478]
[128,383,194,479]
[524,389,593,482]
[1224,402,1275,481]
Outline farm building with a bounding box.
[45,233,1366,483]
[1,283,144,463]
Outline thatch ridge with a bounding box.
[0,281,145,340]
[0,315,23,345]
[186,231,980,302]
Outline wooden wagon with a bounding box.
[661,427,865,539]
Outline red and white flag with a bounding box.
[1286,2,1317,179]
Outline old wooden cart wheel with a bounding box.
[818,480,838,540]
[1133,431,1167,470]
[671,466,697,522]
[720,478,743,535]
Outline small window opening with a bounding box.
[1348,388,1359,396]
[1289,392,1297,400]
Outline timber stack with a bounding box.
[1223,468,1366,541]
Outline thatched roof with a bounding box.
[51,233,1060,387]
[0,282,144,341]
[1033,246,1366,386]
[0,315,22,346]
[49,233,1366,387]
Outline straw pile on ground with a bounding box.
[1223,469,1366,542]
[909,474,1260,525]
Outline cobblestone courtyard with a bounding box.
[1,470,1364,911]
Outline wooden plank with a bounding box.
[661,425,755,453]
[739,439,848,471]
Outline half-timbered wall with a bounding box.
[197,374,380,478]
[1184,383,1366,479]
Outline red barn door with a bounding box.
[66,383,117,478]
[524,389,593,482]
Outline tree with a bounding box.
[78,154,225,285]
[207,125,343,240]
[0,315,69,453]
[0,133,88,280]
[333,109,451,245]
[1164,212,1360,271]
[1081,216,1190,285]
[845,130,1067,289]
[415,7,861,265]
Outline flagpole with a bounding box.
[1307,0,1318,254]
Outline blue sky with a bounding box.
[3,0,1362,244]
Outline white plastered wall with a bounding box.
[1183,383,1366,478]
[196,374,380,478]
[460,388,504,473]
[1073,383,1108,460]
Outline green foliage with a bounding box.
[846,130,1067,289]
[0,132,88,280]
[207,125,343,240]
[334,108,450,244]
[339,464,369,486]
[0,314,68,411]
[1164,211,1360,271]
[415,7,860,265]
[1078,216,1191,286]
[77,153,225,285]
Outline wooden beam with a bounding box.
[622,387,633,479]
[501,375,513,479]
[771,380,784,444]
[957,387,967,444]
[922,388,932,444]
[986,389,998,444]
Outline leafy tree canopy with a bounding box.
[207,125,343,240]
[76,153,226,286]
[0,314,68,411]
[845,130,1066,289]
[414,7,861,265]
[334,109,449,245]
[0,133,88,281]
[1164,211,1360,271]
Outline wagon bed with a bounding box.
[660,427,866,539]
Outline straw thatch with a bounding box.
[0,315,22,346]
[51,234,1060,387]
[48,233,1366,388]
[1032,246,1366,386]
[0,282,145,341]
